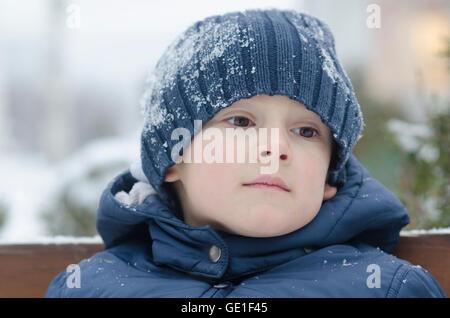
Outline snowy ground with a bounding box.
[400,227,450,237]
[0,235,103,245]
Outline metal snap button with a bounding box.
[209,245,221,263]
[213,283,229,289]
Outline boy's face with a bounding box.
[165,94,337,237]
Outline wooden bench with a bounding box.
[0,234,448,297]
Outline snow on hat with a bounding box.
[139,8,364,202]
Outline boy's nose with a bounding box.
[258,127,292,165]
[260,151,288,161]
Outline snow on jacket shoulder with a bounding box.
[45,155,446,298]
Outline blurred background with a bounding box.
[0,0,448,242]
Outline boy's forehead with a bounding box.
[224,95,322,121]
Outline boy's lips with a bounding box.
[243,176,290,192]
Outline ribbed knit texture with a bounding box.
[140,9,364,202]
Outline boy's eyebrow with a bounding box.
[291,111,324,123]
[223,103,323,121]
[287,109,328,130]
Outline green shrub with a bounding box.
[388,106,450,229]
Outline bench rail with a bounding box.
[0,234,448,297]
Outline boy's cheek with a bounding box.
[182,161,238,196]
[296,148,330,178]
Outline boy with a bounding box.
[46,9,445,297]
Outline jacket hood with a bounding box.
[96,154,410,280]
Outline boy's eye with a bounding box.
[292,127,318,138]
[226,116,253,127]
[226,117,318,138]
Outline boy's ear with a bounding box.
[323,183,337,201]
[164,166,181,182]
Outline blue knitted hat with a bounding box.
[140,9,364,202]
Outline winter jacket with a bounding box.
[45,155,445,298]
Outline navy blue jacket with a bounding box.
[46,155,445,297]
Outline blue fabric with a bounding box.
[45,155,445,298]
[139,9,365,202]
